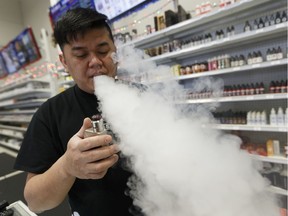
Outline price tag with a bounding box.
[252,64,260,68]
[233,67,241,71]
[232,126,240,130]
[223,37,231,42]
[254,127,262,131]
[278,127,287,132]
[246,96,254,100]
[221,97,232,101]
[276,23,285,28]
[265,94,275,99]
[256,29,264,33]
[270,60,281,65]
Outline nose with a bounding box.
[88,54,103,69]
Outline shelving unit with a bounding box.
[209,124,288,132]
[0,65,57,151]
[119,0,288,202]
[177,93,288,104]
[140,22,287,65]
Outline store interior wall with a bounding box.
[0,0,24,48]
[0,0,59,66]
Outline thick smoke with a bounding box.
[93,45,279,216]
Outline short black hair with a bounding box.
[53,8,113,50]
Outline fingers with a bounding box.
[78,135,113,152]
[84,154,119,179]
[82,144,120,163]
[77,117,92,138]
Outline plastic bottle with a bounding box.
[275,11,282,24]
[256,111,261,125]
[282,10,287,22]
[285,107,288,126]
[269,108,277,125]
[244,21,251,32]
[247,111,251,125]
[277,107,285,126]
[195,5,201,16]
[261,111,267,125]
[251,111,256,125]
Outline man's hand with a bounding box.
[63,118,119,179]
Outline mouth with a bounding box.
[89,72,105,78]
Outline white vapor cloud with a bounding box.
[93,45,279,216]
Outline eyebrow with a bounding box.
[71,42,109,51]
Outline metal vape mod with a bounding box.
[84,115,107,138]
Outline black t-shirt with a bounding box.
[14,85,134,216]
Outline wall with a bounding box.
[20,0,59,63]
[0,0,59,67]
[0,0,24,47]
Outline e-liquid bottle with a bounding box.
[244,21,251,32]
[258,18,264,28]
[282,10,287,22]
[253,19,259,30]
[270,14,275,25]
[264,16,270,27]
[275,11,282,24]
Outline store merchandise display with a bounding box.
[53,60,74,92]
[117,0,287,214]
[143,8,287,59]
[0,63,57,150]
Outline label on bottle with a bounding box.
[277,53,283,60]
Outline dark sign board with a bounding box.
[0,27,41,77]
[49,0,94,28]
[93,0,147,20]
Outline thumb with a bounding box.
[77,117,92,138]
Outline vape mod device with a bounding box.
[84,115,107,138]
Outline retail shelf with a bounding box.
[250,154,288,164]
[0,76,50,94]
[59,79,74,85]
[268,186,288,196]
[0,124,27,132]
[0,109,37,115]
[0,88,51,101]
[179,93,288,104]
[0,115,32,123]
[209,124,288,132]
[0,99,47,109]
[175,58,288,80]
[142,23,287,64]
[0,140,20,151]
[0,129,23,139]
[121,0,271,49]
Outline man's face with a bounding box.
[60,27,117,94]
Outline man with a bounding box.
[14,8,136,216]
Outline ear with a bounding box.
[59,54,69,73]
